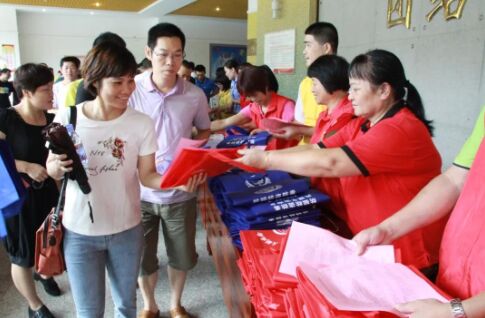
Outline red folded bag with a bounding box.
[160,147,262,189]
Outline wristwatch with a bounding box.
[450,298,467,318]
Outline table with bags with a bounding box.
[198,182,254,318]
[197,168,330,318]
[169,129,450,317]
[197,170,450,318]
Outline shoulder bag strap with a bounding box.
[69,105,77,129]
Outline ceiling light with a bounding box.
[94,2,101,7]
[215,6,221,12]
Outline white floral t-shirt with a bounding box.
[54,104,157,235]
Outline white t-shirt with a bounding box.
[52,81,69,109]
[54,104,157,236]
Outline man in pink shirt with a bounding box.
[129,23,211,318]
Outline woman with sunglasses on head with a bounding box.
[0,63,60,318]
[46,42,202,318]
[239,49,448,274]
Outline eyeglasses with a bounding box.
[152,50,186,61]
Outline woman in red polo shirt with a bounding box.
[271,54,355,225]
[238,49,447,271]
[271,55,354,143]
[210,65,298,149]
[352,107,485,317]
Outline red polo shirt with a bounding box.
[437,109,485,299]
[310,96,355,221]
[322,107,446,268]
[310,96,355,144]
[244,93,299,150]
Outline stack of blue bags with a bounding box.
[209,169,329,249]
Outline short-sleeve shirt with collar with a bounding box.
[129,72,211,205]
[453,106,485,169]
[321,107,444,268]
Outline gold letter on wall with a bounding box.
[426,0,467,22]
[387,0,412,29]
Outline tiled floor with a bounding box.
[0,219,228,318]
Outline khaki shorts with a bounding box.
[139,198,198,275]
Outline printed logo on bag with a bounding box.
[270,194,318,211]
[244,175,271,188]
[256,232,279,247]
[254,184,283,194]
[272,229,288,236]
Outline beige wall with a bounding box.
[247,0,318,100]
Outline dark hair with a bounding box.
[181,60,194,70]
[349,49,433,135]
[215,67,225,79]
[13,63,54,99]
[308,55,349,94]
[82,42,137,96]
[147,23,186,50]
[259,65,278,92]
[239,62,254,70]
[305,22,339,54]
[0,68,10,74]
[60,56,81,68]
[238,65,279,95]
[92,32,126,48]
[224,59,240,71]
[215,75,231,91]
[194,64,206,73]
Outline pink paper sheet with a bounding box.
[278,222,395,277]
[299,261,448,316]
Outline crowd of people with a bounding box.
[0,19,484,318]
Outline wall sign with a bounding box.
[387,0,467,29]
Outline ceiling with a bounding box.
[172,0,247,20]
[0,0,248,19]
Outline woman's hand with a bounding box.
[270,126,301,140]
[395,299,452,318]
[236,148,268,169]
[25,163,49,183]
[352,224,393,255]
[47,153,73,180]
[176,172,207,193]
[249,128,265,135]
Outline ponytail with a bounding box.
[402,81,434,136]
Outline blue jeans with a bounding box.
[63,224,143,318]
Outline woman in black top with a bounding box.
[0,64,60,318]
